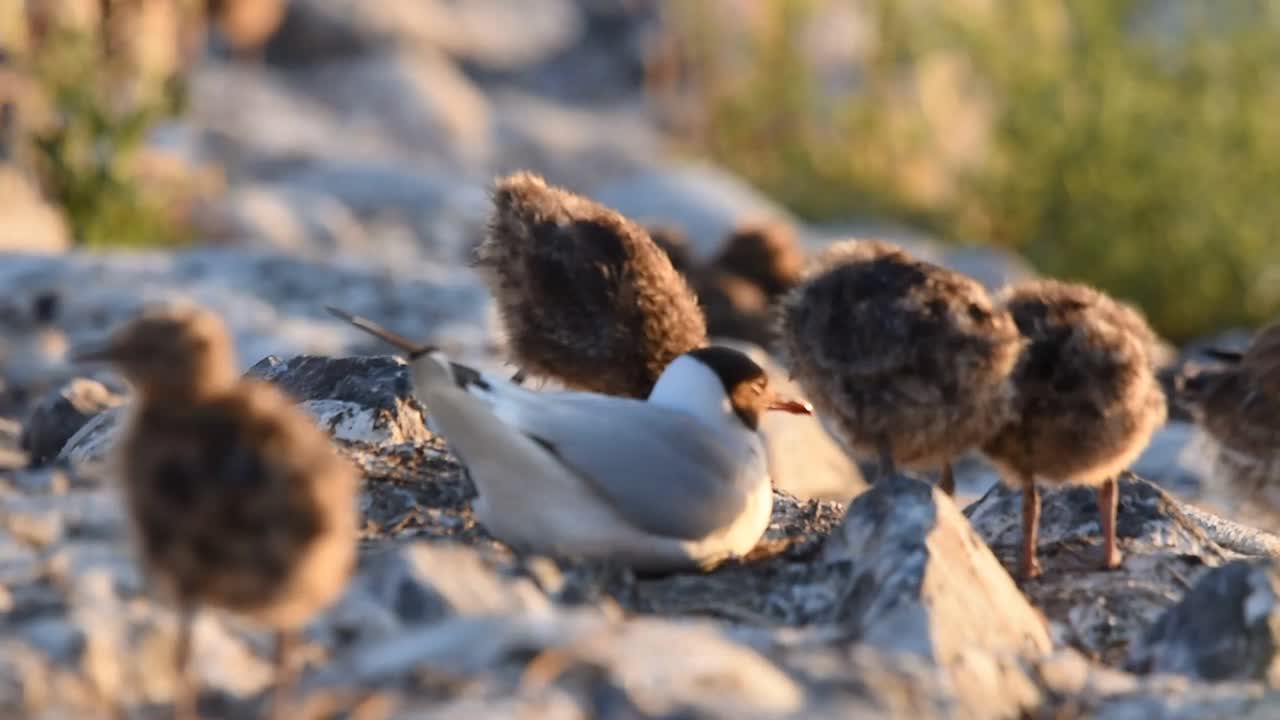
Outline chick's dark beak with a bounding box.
[768,396,813,415]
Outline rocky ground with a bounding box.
[4,1,1280,718]
[6,339,1280,719]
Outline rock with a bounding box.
[207,0,288,56]
[265,0,582,71]
[0,290,71,416]
[0,249,495,372]
[334,542,549,642]
[1130,422,1208,498]
[56,410,120,467]
[295,49,492,170]
[61,353,438,464]
[821,476,1052,663]
[491,90,661,190]
[245,354,432,444]
[715,339,866,502]
[592,164,801,259]
[0,167,70,254]
[1128,559,1280,683]
[493,0,656,103]
[21,379,124,466]
[964,474,1233,665]
[322,611,810,718]
[192,183,368,257]
[187,63,422,179]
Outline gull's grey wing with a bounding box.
[492,391,756,541]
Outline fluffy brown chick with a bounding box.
[710,221,805,298]
[646,224,697,276]
[76,305,358,719]
[982,280,1167,579]
[1179,320,1280,500]
[777,239,1021,496]
[475,171,708,398]
[649,222,805,348]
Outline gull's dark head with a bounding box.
[681,346,812,430]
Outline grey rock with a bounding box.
[295,50,493,170]
[352,543,548,627]
[0,416,26,470]
[0,249,494,373]
[246,354,432,444]
[820,475,1052,663]
[57,409,120,467]
[491,91,662,191]
[188,63,423,179]
[1129,559,1280,683]
[592,164,801,259]
[965,474,1232,663]
[61,353,440,464]
[265,159,453,220]
[0,316,71,418]
[1130,422,1208,498]
[21,379,124,465]
[266,0,582,71]
[1178,502,1280,560]
[193,183,369,257]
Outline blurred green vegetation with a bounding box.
[28,30,190,248]
[8,10,194,249]
[670,0,1280,341]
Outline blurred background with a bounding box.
[2,0,1279,345]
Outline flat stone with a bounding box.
[246,354,432,444]
[820,476,1052,663]
[21,379,124,466]
[1129,559,1280,683]
[965,474,1230,665]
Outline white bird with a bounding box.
[326,306,813,573]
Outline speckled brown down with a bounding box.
[777,239,1022,495]
[80,305,357,720]
[646,224,697,276]
[981,280,1167,579]
[476,171,708,398]
[647,223,784,347]
[1179,320,1280,499]
[711,221,805,298]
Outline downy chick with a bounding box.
[475,171,707,398]
[75,304,358,719]
[778,239,1021,495]
[982,280,1167,579]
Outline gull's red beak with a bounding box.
[768,397,813,415]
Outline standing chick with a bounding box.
[1178,320,1280,500]
[475,171,707,398]
[982,280,1167,579]
[75,305,358,719]
[777,239,1021,495]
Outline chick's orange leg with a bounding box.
[1098,476,1122,570]
[1020,474,1042,579]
